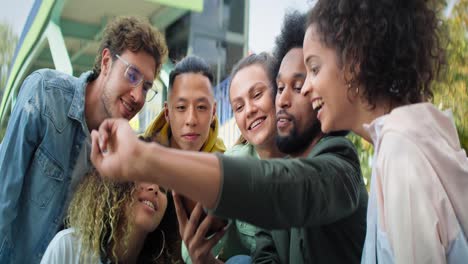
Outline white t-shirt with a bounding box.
[41,228,103,264]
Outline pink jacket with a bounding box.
[362,103,468,263]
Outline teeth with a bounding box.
[249,118,264,130]
[312,98,324,111]
[142,200,155,210]
[122,100,133,112]
[278,118,289,122]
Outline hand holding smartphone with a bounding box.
[181,196,228,238]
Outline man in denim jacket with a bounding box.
[0,16,167,263]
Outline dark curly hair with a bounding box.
[89,16,168,82]
[307,0,446,109]
[273,10,307,82]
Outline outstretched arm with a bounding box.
[92,120,365,229]
[91,118,221,208]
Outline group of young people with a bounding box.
[0,0,467,263]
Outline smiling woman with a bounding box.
[229,52,282,159]
[40,169,183,264]
[300,0,468,262]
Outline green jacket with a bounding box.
[217,143,259,259]
[214,136,368,263]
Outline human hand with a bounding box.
[173,191,226,264]
[90,118,141,182]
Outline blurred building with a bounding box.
[0,0,248,139]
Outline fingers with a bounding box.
[196,213,216,239]
[185,203,204,241]
[180,203,227,263]
[90,130,103,168]
[190,208,225,245]
[97,119,113,152]
[202,225,227,249]
[173,191,188,234]
[189,215,227,263]
[98,118,125,152]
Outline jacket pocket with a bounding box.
[24,147,64,208]
[0,237,13,262]
[235,220,257,253]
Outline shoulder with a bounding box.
[377,131,425,176]
[35,69,80,94]
[311,136,358,160]
[19,70,78,106]
[41,228,82,263]
[225,143,257,158]
[47,228,80,249]
[376,131,436,195]
[316,135,356,151]
[378,131,422,162]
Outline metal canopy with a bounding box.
[1,0,201,126]
[34,0,191,74]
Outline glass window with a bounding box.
[223,0,245,34]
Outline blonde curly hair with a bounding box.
[67,171,135,263]
[66,171,182,263]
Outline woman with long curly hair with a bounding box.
[300,0,468,263]
[41,169,182,264]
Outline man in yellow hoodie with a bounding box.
[142,55,226,219]
[143,55,225,153]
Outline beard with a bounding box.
[275,113,322,156]
[100,85,114,119]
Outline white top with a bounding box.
[41,228,103,264]
[361,103,468,263]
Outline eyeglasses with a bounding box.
[115,54,158,102]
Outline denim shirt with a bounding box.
[0,69,93,263]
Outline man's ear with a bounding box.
[101,48,113,76]
[212,102,217,120]
[211,102,217,127]
[164,101,170,124]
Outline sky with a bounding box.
[248,0,315,53]
[0,0,458,48]
[0,0,34,36]
[0,0,314,51]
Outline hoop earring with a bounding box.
[347,83,359,95]
[155,229,166,260]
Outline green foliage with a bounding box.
[348,133,373,190]
[352,0,468,189]
[0,22,18,102]
[432,0,468,153]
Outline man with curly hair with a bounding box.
[250,11,367,263]
[0,16,168,263]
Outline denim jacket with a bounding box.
[0,69,93,263]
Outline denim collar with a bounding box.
[68,71,92,126]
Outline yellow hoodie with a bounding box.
[142,111,226,153]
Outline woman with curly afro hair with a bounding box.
[301,0,468,262]
[41,166,183,263]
